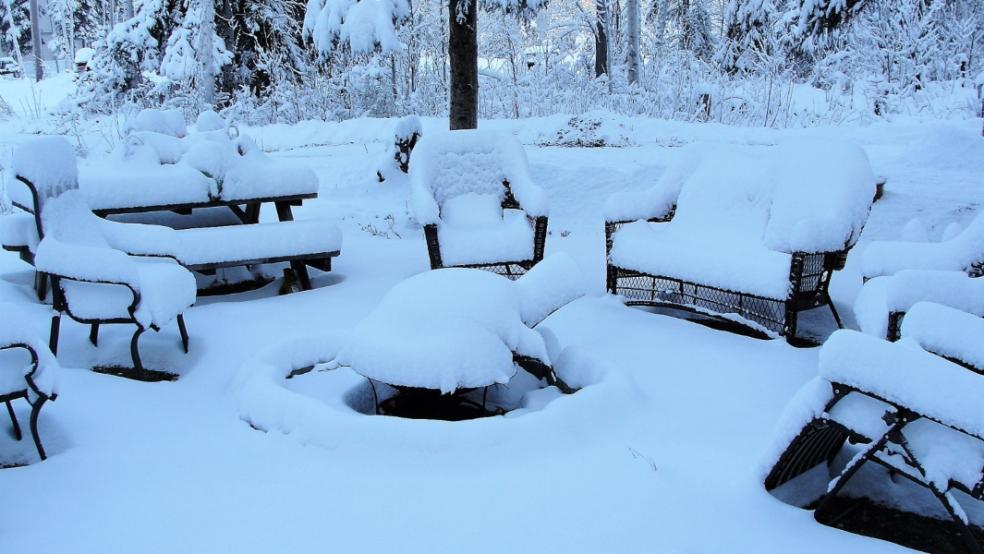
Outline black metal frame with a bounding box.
[423,182,548,280]
[605,216,848,343]
[765,379,984,553]
[48,272,190,377]
[0,342,57,460]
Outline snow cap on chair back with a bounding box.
[39,189,109,248]
[13,136,79,207]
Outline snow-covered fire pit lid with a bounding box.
[338,254,586,394]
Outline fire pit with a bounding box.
[338,254,585,421]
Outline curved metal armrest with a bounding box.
[0,343,54,401]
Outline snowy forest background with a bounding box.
[1,0,982,128]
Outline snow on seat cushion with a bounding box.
[80,162,218,211]
[902,302,984,371]
[819,330,984,440]
[60,258,195,327]
[901,418,984,491]
[437,210,534,267]
[853,270,984,338]
[174,219,342,266]
[610,220,793,300]
[861,210,984,279]
[0,211,38,250]
[220,151,319,202]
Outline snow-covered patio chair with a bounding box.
[410,130,549,279]
[854,269,984,340]
[763,316,984,552]
[861,210,984,280]
[1,304,58,460]
[606,141,875,342]
[35,190,196,377]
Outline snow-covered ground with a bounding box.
[1,78,983,551]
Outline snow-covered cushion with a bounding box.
[0,211,38,250]
[126,108,187,138]
[410,130,548,226]
[611,220,793,299]
[437,210,535,267]
[441,193,503,226]
[13,137,79,208]
[861,211,984,279]
[901,418,984,491]
[175,219,343,266]
[80,162,218,211]
[901,302,984,371]
[853,270,984,338]
[819,330,984,439]
[0,303,58,398]
[340,256,583,393]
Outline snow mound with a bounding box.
[221,147,320,201]
[536,112,636,148]
[861,209,984,278]
[195,110,228,132]
[13,137,78,207]
[853,270,984,338]
[410,129,548,226]
[126,108,188,138]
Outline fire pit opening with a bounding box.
[369,383,509,421]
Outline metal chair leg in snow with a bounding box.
[29,397,48,460]
[130,326,146,373]
[6,400,21,441]
[177,315,190,353]
[89,323,99,347]
[826,294,844,329]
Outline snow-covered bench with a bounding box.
[854,269,984,340]
[0,304,59,460]
[10,137,342,293]
[763,320,984,551]
[861,210,984,280]
[606,141,875,341]
[410,130,549,279]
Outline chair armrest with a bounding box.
[604,189,676,224]
[508,176,549,218]
[35,238,140,289]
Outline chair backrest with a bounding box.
[12,136,80,240]
[39,189,110,249]
[410,130,536,224]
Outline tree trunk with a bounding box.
[217,0,236,98]
[626,0,640,84]
[594,0,609,77]
[196,0,217,107]
[448,0,478,130]
[124,0,134,19]
[28,0,42,81]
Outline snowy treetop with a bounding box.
[303,0,411,54]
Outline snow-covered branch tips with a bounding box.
[303,0,413,54]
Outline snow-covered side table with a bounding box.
[338,254,585,416]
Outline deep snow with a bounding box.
[0,94,982,551]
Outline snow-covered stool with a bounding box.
[854,270,984,340]
[36,190,196,379]
[12,136,341,293]
[410,129,549,279]
[861,210,984,280]
[763,327,984,552]
[337,254,585,417]
[606,140,875,343]
[0,304,59,460]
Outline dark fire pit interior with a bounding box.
[372,385,504,421]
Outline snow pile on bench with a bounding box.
[220,142,319,201]
[902,302,984,371]
[853,270,984,338]
[861,210,984,278]
[604,143,708,222]
[0,304,59,399]
[339,254,584,393]
[34,191,196,328]
[410,129,548,226]
[13,136,78,207]
[80,159,218,211]
[610,140,874,300]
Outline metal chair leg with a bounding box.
[48,314,61,356]
[6,400,21,441]
[89,323,99,347]
[29,397,47,461]
[35,272,48,301]
[814,423,900,522]
[827,295,845,329]
[177,315,189,353]
[130,326,146,372]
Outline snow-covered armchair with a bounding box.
[763,317,984,551]
[854,270,984,341]
[1,304,59,460]
[861,210,984,280]
[606,141,875,342]
[410,130,549,279]
[35,190,196,378]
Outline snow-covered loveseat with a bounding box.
[605,141,875,341]
[410,129,549,278]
